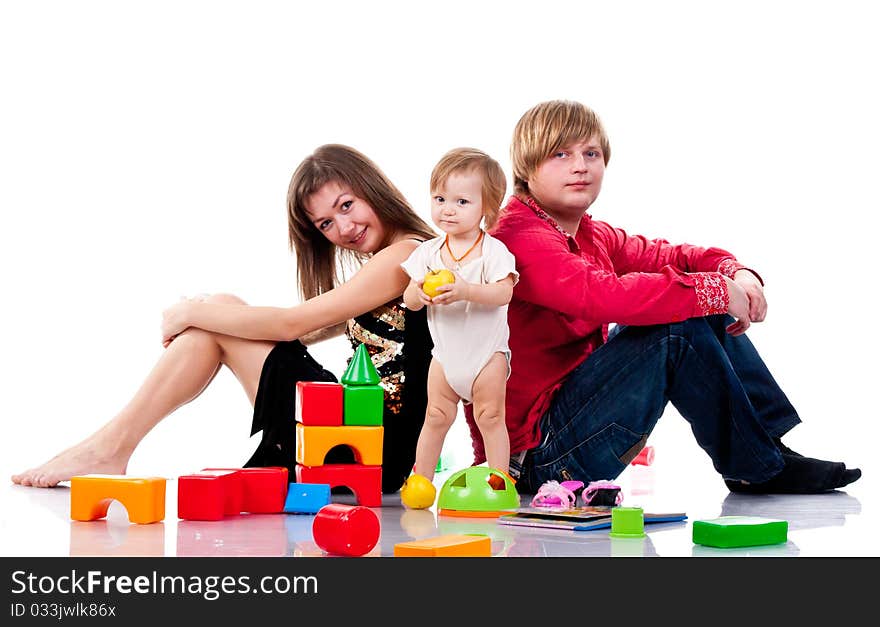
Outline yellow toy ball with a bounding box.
[400,474,437,509]
[422,269,455,298]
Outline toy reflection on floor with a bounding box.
[69,517,165,557]
[176,514,288,557]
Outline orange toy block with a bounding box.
[393,534,492,557]
[295,381,344,426]
[295,464,382,507]
[70,474,167,524]
[295,423,383,467]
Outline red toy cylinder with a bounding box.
[312,504,380,556]
[631,446,655,466]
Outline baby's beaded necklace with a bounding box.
[444,229,484,270]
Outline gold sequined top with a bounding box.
[346,299,409,415]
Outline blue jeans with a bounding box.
[515,315,800,492]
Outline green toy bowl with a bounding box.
[438,467,519,517]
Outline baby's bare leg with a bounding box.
[413,358,460,481]
[471,353,510,475]
[11,294,274,487]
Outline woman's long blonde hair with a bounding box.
[287,144,436,301]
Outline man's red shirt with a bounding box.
[465,195,754,465]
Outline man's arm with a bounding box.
[509,227,729,326]
[600,222,763,283]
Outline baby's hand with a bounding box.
[414,280,434,307]
[431,272,470,305]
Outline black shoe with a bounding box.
[725,454,862,494]
[772,436,802,457]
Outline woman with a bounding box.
[12,144,437,494]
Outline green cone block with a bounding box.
[341,343,380,385]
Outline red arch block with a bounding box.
[296,464,382,507]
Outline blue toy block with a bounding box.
[283,482,331,514]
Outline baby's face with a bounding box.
[431,170,484,236]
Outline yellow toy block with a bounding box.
[295,423,384,466]
[393,534,491,557]
[70,474,167,524]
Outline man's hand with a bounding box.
[733,269,767,322]
[723,276,751,336]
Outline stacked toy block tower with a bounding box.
[295,343,384,507]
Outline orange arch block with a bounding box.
[295,423,383,466]
[70,475,167,524]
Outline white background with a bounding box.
[2,1,878,488]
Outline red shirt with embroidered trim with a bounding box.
[464,195,758,465]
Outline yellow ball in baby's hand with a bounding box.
[422,269,455,298]
[400,473,437,509]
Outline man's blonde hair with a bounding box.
[511,100,611,196]
[430,148,507,230]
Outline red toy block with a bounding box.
[296,381,344,426]
[312,504,380,557]
[203,467,289,514]
[178,470,243,521]
[295,464,382,507]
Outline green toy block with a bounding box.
[343,384,384,426]
[342,343,381,385]
[692,516,788,548]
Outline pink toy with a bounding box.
[631,446,655,466]
[312,503,380,557]
[582,480,623,506]
[530,480,584,508]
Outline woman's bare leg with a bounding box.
[11,294,275,487]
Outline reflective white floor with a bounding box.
[2,455,874,558]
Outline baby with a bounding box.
[401,148,518,503]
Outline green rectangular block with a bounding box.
[343,384,384,426]
[692,516,788,548]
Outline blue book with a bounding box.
[498,506,687,531]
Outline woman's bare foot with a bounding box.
[11,432,131,488]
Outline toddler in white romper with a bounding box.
[398,147,517,506]
[401,233,518,403]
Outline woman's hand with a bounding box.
[723,276,751,336]
[161,294,207,347]
[733,269,767,322]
